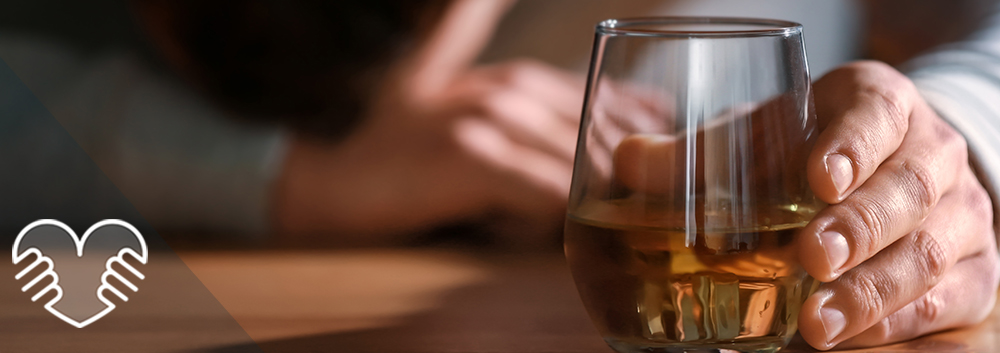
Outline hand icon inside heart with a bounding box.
[12,219,148,328]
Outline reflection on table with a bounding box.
[179,249,1000,353]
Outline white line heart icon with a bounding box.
[12,219,148,328]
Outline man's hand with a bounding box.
[270,0,582,247]
[797,60,1000,349]
[609,59,999,349]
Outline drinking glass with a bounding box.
[564,17,822,353]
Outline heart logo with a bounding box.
[12,219,148,328]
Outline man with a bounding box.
[1,0,998,349]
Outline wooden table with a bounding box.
[171,248,1000,353]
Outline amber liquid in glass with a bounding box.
[565,199,818,353]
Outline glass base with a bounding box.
[605,336,787,353]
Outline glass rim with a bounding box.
[597,17,803,38]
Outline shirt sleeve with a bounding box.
[903,4,1000,230]
[0,35,288,235]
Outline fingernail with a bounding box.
[820,230,849,275]
[820,306,847,344]
[827,154,854,197]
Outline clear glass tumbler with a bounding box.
[564,17,823,353]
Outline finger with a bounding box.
[613,134,680,195]
[609,101,772,195]
[402,0,513,99]
[799,108,968,281]
[798,182,995,350]
[478,59,586,124]
[452,117,573,205]
[588,85,675,179]
[592,80,675,135]
[582,76,677,177]
[456,87,579,163]
[836,250,1000,349]
[14,251,45,281]
[453,117,572,247]
[808,61,922,203]
[13,252,60,303]
[109,256,146,289]
[104,260,148,308]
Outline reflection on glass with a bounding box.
[564,17,823,353]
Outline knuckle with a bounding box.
[447,119,496,157]
[974,292,996,324]
[852,273,892,323]
[844,129,882,171]
[981,259,1000,304]
[934,120,969,161]
[498,59,542,85]
[478,90,516,117]
[868,317,895,344]
[910,230,949,283]
[832,60,893,83]
[511,58,545,70]
[838,61,918,142]
[847,60,897,73]
[861,86,909,139]
[970,183,995,224]
[897,159,939,213]
[844,198,889,254]
[851,61,915,92]
[912,293,944,324]
[990,254,1000,289]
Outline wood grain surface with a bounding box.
[179,249,1000,353]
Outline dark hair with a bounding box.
[138,0,448,138]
